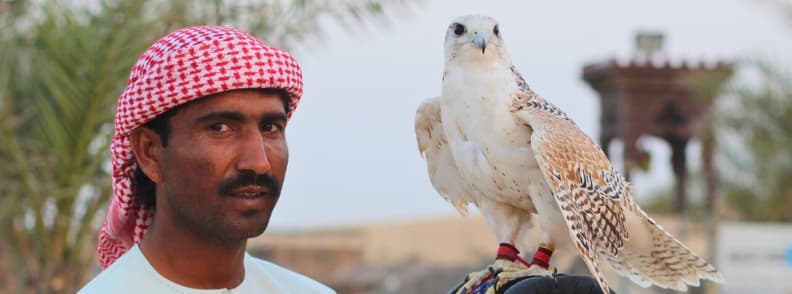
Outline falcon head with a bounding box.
[444,15,510,66]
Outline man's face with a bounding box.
[155,89,288,241]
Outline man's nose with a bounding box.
[237,131,271,174]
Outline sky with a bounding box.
[266,0,792,230]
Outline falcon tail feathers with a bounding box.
[604,208,724,291]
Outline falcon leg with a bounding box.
[454,243,530,294]
[456,200,541,292]
[529,231,556,270]
[497,242,555,281]
[530,242,554,270]
[455,243,557,294]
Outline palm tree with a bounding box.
[0,0,417,292]
[716,59,792,222]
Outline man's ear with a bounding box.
[130,128,164,183]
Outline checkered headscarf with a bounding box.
[98,26,303,268]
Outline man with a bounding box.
[79,26,335,293]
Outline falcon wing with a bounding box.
[415,97,476,215]
[512,92,629,293]
[511,91,722,292]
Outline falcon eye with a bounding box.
[453,23,466,36]
[493,25,500,36]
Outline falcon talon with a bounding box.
[492,275,501,292]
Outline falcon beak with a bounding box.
[473,32,487,54]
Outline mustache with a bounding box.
[217,170,281,197]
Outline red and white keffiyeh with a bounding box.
[99,25,303,268]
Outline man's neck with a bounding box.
[139,220,248,290]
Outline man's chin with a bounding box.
[218,228,268,242]
[244,219,272,237]
[245,223,269,238]
[217,217,271,241]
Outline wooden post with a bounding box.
[669,136,689,241]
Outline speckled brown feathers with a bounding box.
[511,91,627,292]
[512,90,722,292]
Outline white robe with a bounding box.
[78,245,335,294]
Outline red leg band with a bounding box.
[496,243,519,261]
[531,245,553,269]
[496,243,532,267]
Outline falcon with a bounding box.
[415,14,723,293]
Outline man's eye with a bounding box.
[209,123,230,132]
[262,123,282,133]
